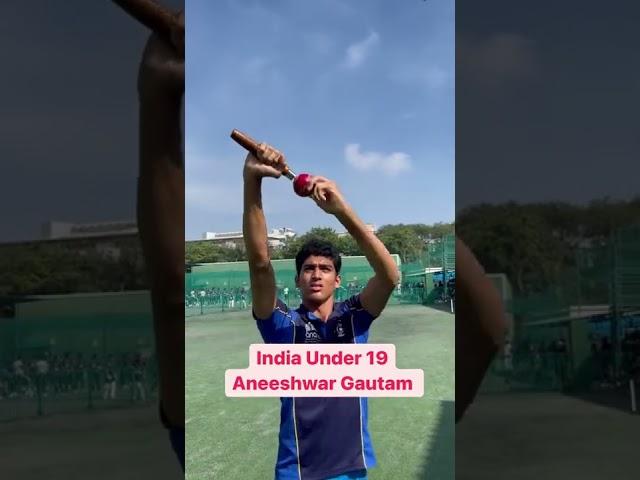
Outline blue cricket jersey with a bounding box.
[254,295,377,480]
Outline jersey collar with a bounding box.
[297,299,340,323]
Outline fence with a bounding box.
[185,236,457,317]
[0,291,158,422]
[480,225,640,395]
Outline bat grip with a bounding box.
[230,129,295,179]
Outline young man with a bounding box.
[103,367,117,400]
[243,144,400,480]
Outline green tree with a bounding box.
[185,241,227,264]
[281,227,342,258]
[337,235,362,256]
[376,225,424,263]
[408,222,455,241]
[457,203,572,294]
[221,245,247,262]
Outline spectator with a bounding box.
[103,367,117,400]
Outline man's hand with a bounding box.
[243,143,287,181]
[137,9,184,105]
[308,176,349,216]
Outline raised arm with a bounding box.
[455,238,510,421]
[242,143,287,319]
[308,177,400,317]
[136,13,184,433]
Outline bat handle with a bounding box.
[230,129,258,154]
[230,129,295,180]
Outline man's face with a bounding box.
[296,255,341,304]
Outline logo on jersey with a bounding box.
[336,321,345,338]
[304,322,321,342]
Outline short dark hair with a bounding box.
[295,239,342,275]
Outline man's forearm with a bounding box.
[456,239,509,344]
[335,206,399,285]
[137,97,183,298]
[455,239,509,421]
[139,99,182,172]
[243,177,270,266]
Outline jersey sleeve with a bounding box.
[345,294,378,336]
[253,299,294,343]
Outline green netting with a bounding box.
[422,234,455,270]
[187,256,385,291]
[1,314,154,363]
[186,255,402,313]
[508,226,640,324]
[2,292,154,363]
[185,236,457,316]
[481,225,640,394]
[614,225,640,308]
[482,314,640,394]
[0,292,158,422]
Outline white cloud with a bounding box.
[344,32,380,68]
[344,143,411,175]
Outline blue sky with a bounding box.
[186,0,454,240]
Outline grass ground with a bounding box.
[456,391,640,480]
[0,405,183,480]
[186,304,454,479]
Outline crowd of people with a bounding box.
[186,284,369,311]
[500,337,571,389]
[186,287,250,310]
[401,278,455,303]
[0,351,155,402]
[185,278,456,314]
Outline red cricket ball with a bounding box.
[293,173,312,197]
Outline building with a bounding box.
[201,227,296,249]
[337,224,377,238]
[38,220,140,261]
[1,221,146,296]
[42,220,138,240]
[202,231,244,248]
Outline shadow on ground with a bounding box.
[565,383,638,414]
[416,400,454,480]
